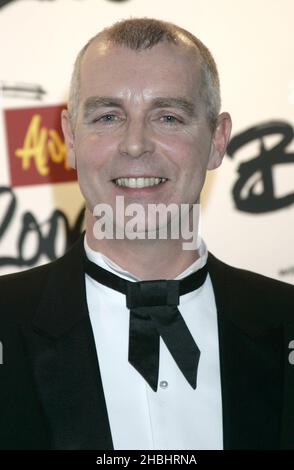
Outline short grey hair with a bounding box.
[68,18,221,131]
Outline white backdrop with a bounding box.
[0,0,293,283]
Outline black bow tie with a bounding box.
[84,252,208,391]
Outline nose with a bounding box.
[118,119,155,158]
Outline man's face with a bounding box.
[62,40,231,230]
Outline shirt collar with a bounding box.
[84,235,208,282]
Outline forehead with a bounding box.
[79,40,202,102]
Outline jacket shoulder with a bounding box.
[208,251,294,292]
[0,236,83,294]
[0,237,83,324]
[0,262,54,326]
[208,252,294,327]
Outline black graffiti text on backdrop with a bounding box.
[0,186,84,268]
[0,0,130,9]
[0,0,79,8]
[0,82,46,101]
[226,120,294,213]
[0,0,74,8]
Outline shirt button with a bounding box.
[159,380,168,389]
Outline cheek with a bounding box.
[75,134,116,171]
[162,134,210,174]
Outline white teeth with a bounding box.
[114,177,167,188]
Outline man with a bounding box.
[0,18,294,450]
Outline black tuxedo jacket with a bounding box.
[0,236,294,450]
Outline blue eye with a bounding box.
[161,115,179,123]
[92,114,118,124]
[100,114,116,122]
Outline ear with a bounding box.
[61,109,76,169]
[207,112,232,170]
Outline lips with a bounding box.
[113,177,167,188]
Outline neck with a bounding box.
[85,209,200,280]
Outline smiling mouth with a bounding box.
[113,177,167,188]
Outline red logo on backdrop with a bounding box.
[4,104,77,187]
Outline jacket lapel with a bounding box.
[208,252,286,449]
[23,236,113,450]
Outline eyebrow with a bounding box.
[83,96,197,118]
[83,97,123,118]
[151,97,196,117]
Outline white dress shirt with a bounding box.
[84,237,223,450]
